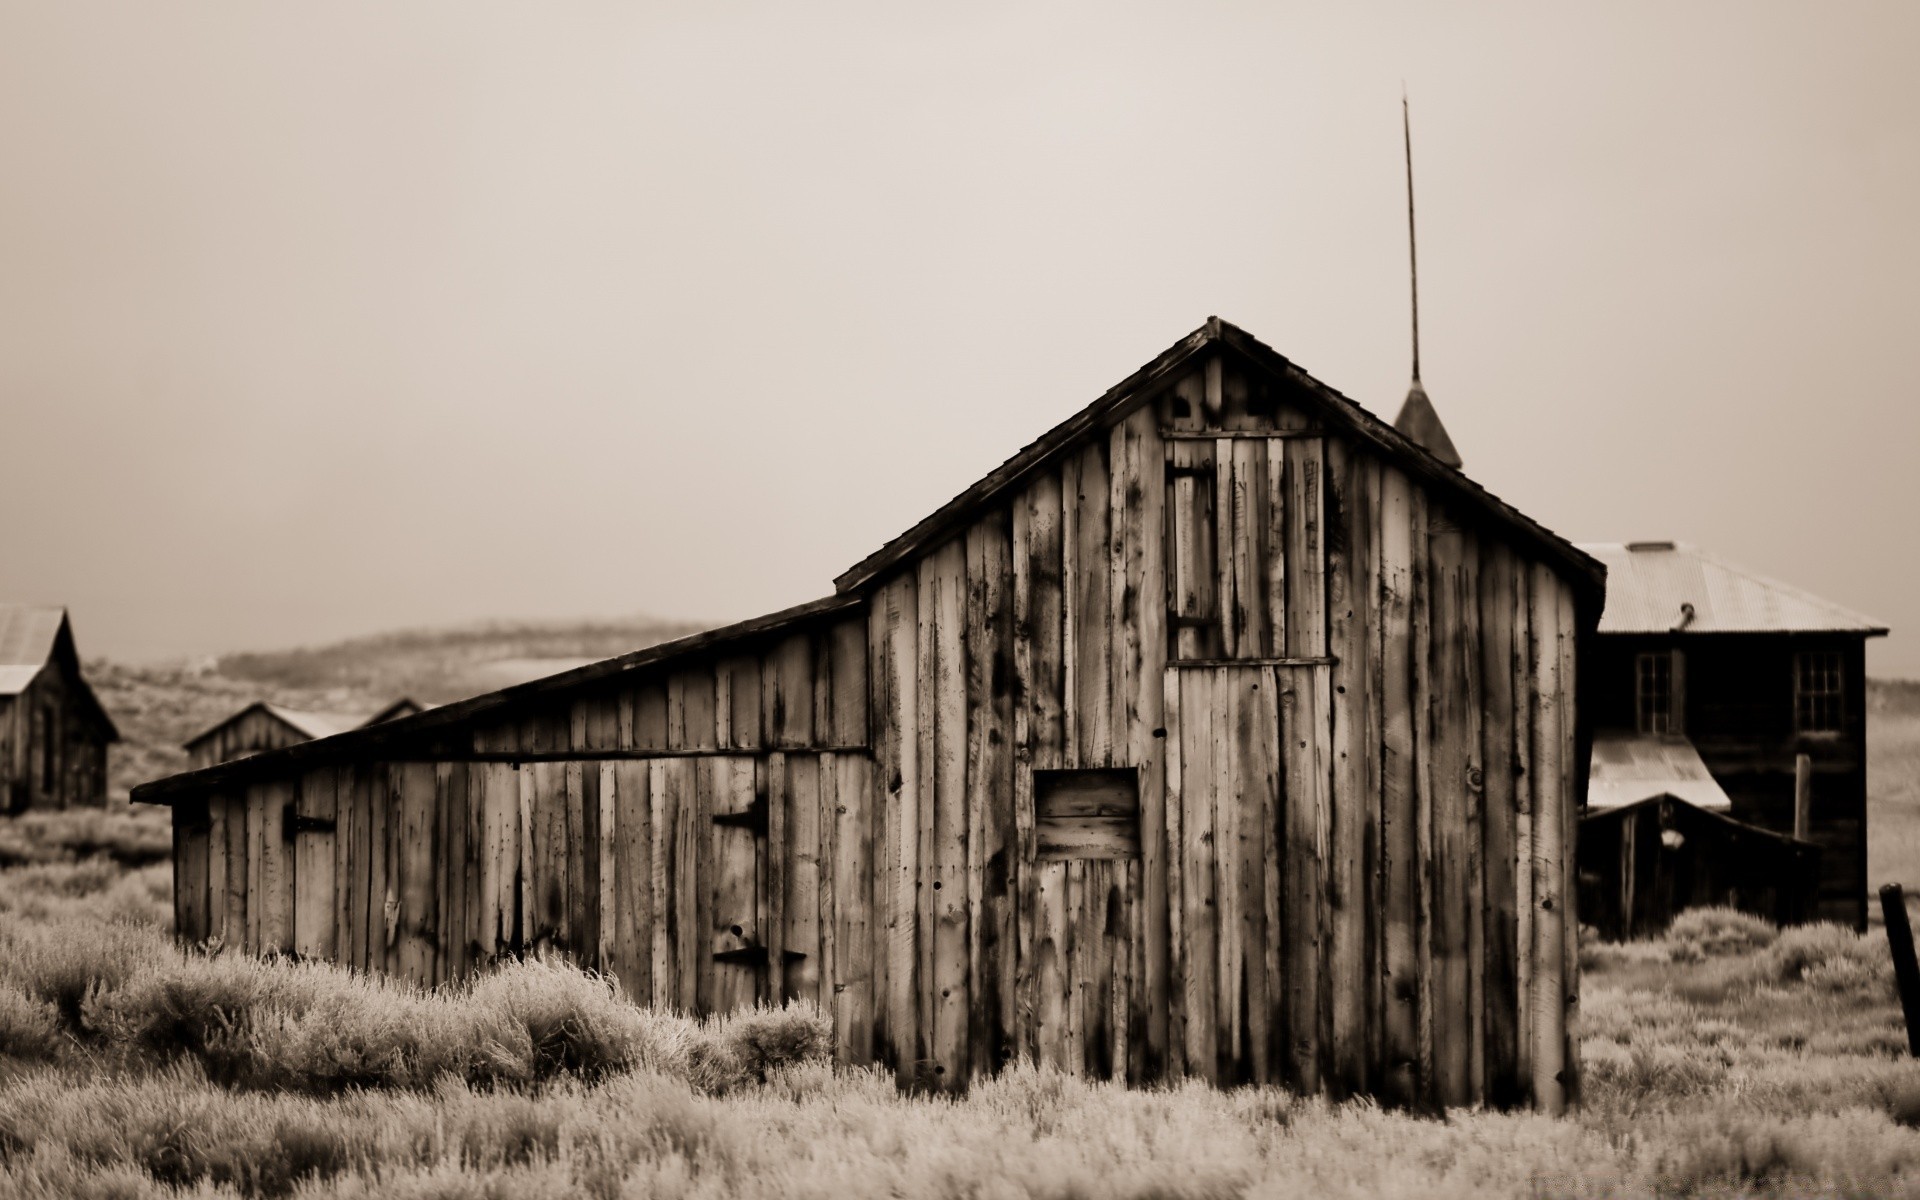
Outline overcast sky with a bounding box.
[2,2,1915,676]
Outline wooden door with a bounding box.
[1025,768,1140,1079]
[289,767,339,963]
[1166,663,1325,1089]
[705,755,767,1013]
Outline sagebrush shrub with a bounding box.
[1756,923,1889,991]
[1666,906,1778,959]
[0,987,60,1063]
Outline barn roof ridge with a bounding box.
[134,593,860,803]
[134,318,1603,806]
[834,316,1604,597]
[181,700,390,750]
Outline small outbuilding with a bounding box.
[137,319,1602,1111]
[1577,785,1820,941]
[0,605,119,811]
[186,698,425,770]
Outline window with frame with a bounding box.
[1796,651,1844,734]
[1635,652,1674,735]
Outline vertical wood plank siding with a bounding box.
[162,349,1585,1112]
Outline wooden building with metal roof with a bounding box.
[1577,540,1886,929]
[136,319,1602,1111]
[0,605,119,811]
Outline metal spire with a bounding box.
[1392,90,1462,469]
[1404,89,1420,386]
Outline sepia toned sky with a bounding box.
[1,2,1915,675]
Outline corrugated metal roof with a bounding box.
[0,605,66,696]
[1576,542,1887,636]
[1587,732,1733,811]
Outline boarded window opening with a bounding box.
[1035,769,1139,860]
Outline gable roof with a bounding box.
[0,605,66,696]
[137,593,859,802]
[1577,542,1886,636]
[0,605,119,740]
[184,697,434,751]
[834,317,1604,599]
[135,318,1605,806]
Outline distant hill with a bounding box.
[92,614,708,803]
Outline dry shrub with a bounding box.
[688,1003,834,1092]
[0,811,171,869]
[1755,922,1891,991]
[0,989,60,1064]
[1665,906,1778,960]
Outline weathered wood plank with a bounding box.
[783,753,821,1004]
[834,614,871,747]
[1114,408,1169,1081]
[1529,561,1567,1114]
[1162,667,1186,1079]
[875,570,921,1077]
[833,753,876,1062]
[611,759,650,999]
[1326,443,1376,1096]
[1285,437,1327,657]
[1410,486,1437,1108]
[765,633,814,750]
[1556,579,1581,1108]
[1234,667,1277,1086]
[1511,556,1535,1096]
[967,514,1016,1076]
[598,762,618,975]
[1460,531,1488,1105]
[206,795,231,948]
[634,683,668,753]
[717,654,762,751]
[293,768,336,962]
[1428,514,1471,1107]
[708,756,758,1013]
[1179,669,1218,1081]
[260,779,295,955]
[1281,666,1328,1094]
[1377,466,1418,1106]
[1034,859,1070,1070]
[394,763,436,983]
[922,538,969,1091]
[1479,541,1520,1106]
[766,753,789,1004]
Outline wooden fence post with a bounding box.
[1794,754,1812,842]
[1879,884,1920,1058]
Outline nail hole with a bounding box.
[730,924,743,936]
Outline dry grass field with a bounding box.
[0,681,1916,1198]
[2,813,1920,1197]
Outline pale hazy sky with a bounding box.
[2,3,1915,675]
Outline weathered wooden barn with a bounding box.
[137,319,1602,1111]
[1579,542,1886,929]
[186,698,425,770]
[1,605,119,811]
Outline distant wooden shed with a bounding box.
[136,319,1603,1111]
[1577,792,1820,941]
[0,605,119,811]
[185,699,425,771]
